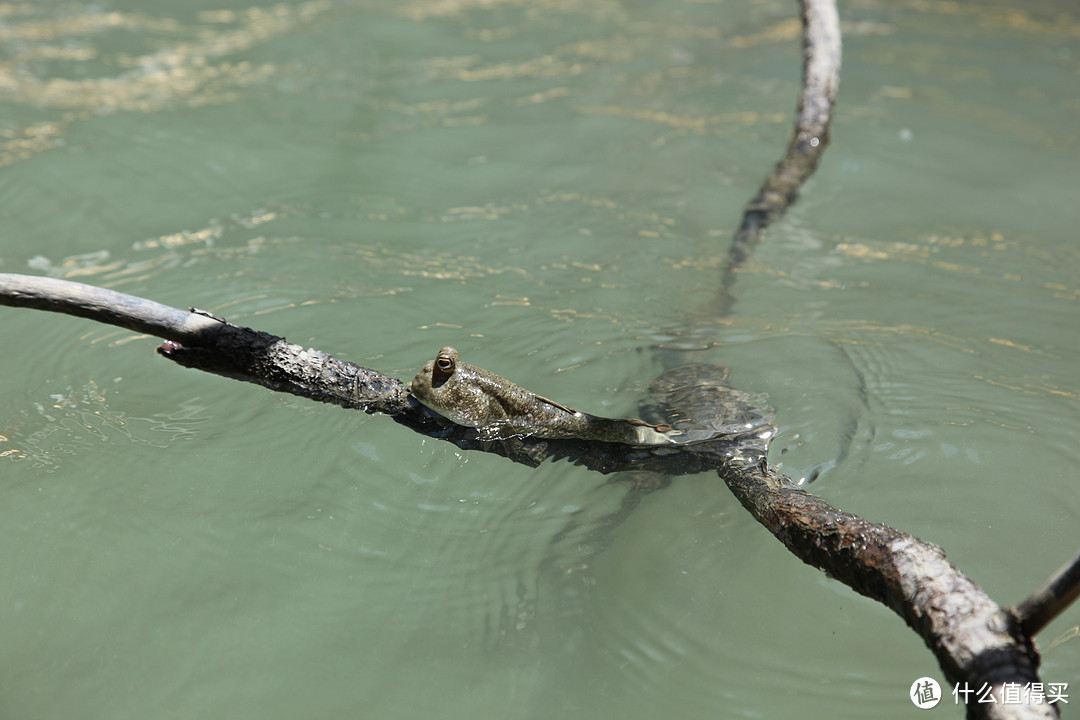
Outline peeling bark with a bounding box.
[721,460,1055,720]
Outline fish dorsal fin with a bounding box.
[534,393,583,417]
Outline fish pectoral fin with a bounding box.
[629,418,675,433]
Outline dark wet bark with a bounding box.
[706,1,1063,717]
[722,460,1056,720]
[0,273,758,478]
[1013,549,1080,638]
[0,274,412,415]
[0,271,1068,718]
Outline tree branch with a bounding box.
[0,271,1065,718]
[0,273,763,478]
[1013,549,1080,638]
[0,3,1069,717]
[0,273,224,342]
[700,2,1062,716]
[721,460,1055,720]
[716,0,841,313]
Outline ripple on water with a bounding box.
[329,443,650,650]
[562,498,788,718]
[835,326,1080,477]
[0,311,215,476]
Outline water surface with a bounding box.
[1,1,1078,718]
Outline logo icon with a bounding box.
[911,677,942,709]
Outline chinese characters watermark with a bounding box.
[953,682,1069,706]
[911,677,941,709]
[910,677,1069,709]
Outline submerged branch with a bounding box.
[716,0,841,314]
[699,1,1058,714]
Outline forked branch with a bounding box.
[0,1,1070,718]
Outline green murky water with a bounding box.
[1,1,1078,717]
